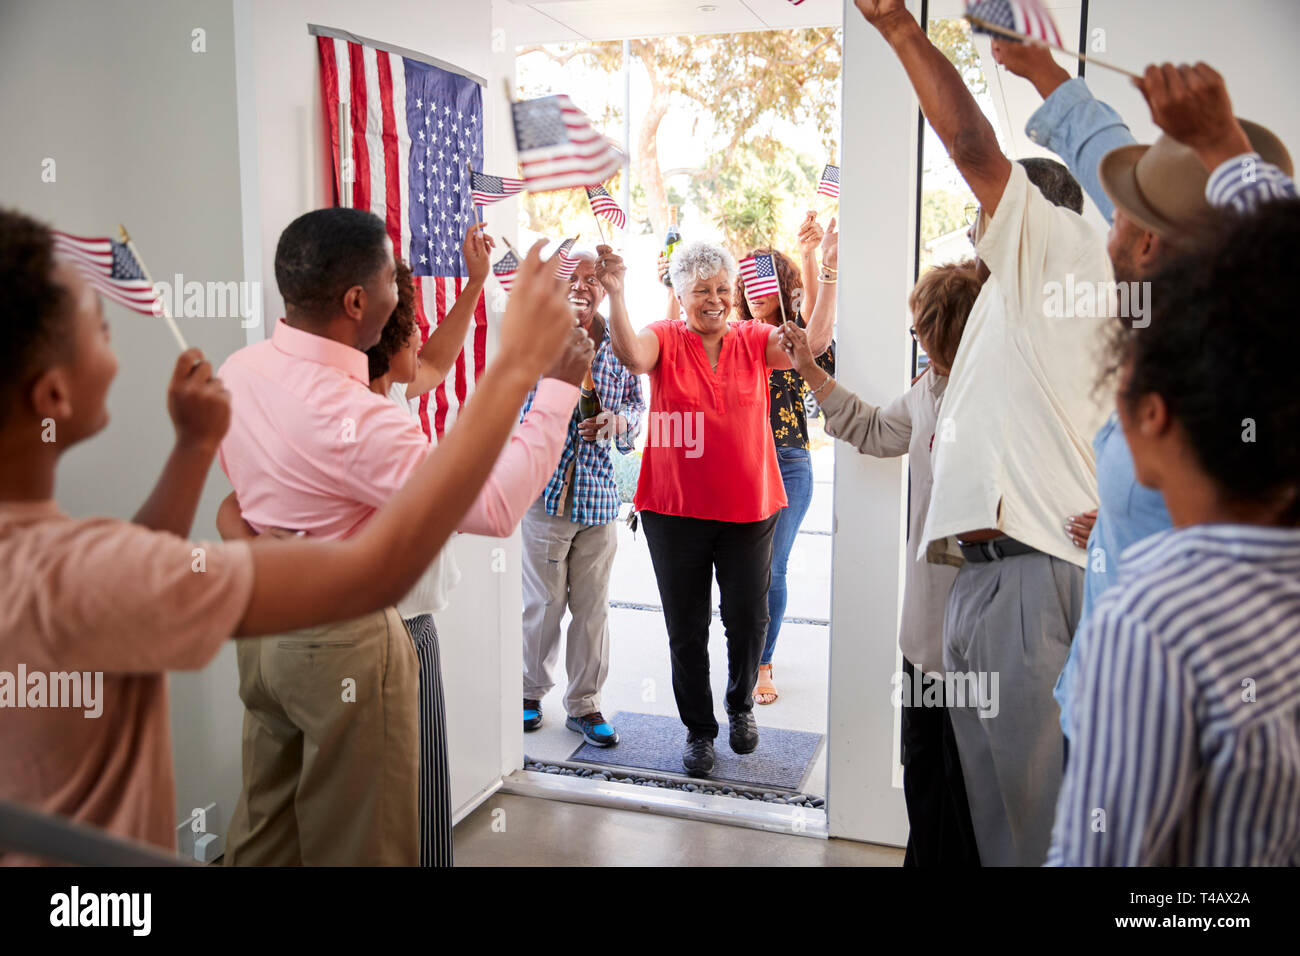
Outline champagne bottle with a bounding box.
[661,205,681,288]
[578,366,602,423]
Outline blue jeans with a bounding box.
[762,446,813,666]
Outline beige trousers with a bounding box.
[224,607,419,866]
[521,496,617,717]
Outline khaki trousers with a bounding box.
[521,496,617,717]
[224,607,420,866]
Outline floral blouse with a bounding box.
[769,317,835,450]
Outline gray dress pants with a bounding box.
[942,550,1082,867]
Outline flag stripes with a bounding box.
[318,34,487,440]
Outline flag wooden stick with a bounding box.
[467,160,482,227]
[501,236,519,256]
[966,15,1142,80]
[775,252,789,326]
[589,199,608,246]
[338,100,353,207]
[118,225,188,353]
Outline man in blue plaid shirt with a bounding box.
[521,250,644,747]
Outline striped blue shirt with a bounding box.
[1048,525,1300,866]
[520,320,644,526]
[1206,152,1297,212]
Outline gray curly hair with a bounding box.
[668,240,737,294]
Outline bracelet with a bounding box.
[818,276,837,284]
[811,372,834,397]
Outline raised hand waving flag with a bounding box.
[816,164,841,200]
[471,171,525,207]
[964,0,1139,78]
[965,0,1062,45]
[51,230,161,316]
[554,237,580,281]
[738,252,781,300]
[585,184,626,230]
[492,249,520,293]
[512,93,624,193]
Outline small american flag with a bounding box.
[585,184,626,230]
[554,237,579,281]
[512,93,623,193]
[738,252,781,300]
[51,231,161,316]
[816,164,841,200]
[966,0,1062,46]
[493,250,519,293]
[471,170,525,207]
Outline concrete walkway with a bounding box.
[523,444,835,797]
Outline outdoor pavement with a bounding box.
[522,445,835,796]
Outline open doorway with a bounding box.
[510,17,842,816]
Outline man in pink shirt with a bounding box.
[217,208,586,866]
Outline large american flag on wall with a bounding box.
[317,30,486,440]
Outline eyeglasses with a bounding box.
[963,204,980,226]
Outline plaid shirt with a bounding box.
[521,319,644,525]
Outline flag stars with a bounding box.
[418,129,425,141]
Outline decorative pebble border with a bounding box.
[523,758,826,808]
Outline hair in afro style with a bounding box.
[365,259,417,382]
[0,208,73,424]
[1112,198,1300,524]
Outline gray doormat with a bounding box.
[568,711,824,791]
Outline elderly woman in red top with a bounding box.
[596,239,835,776]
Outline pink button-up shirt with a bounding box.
[218,319,576,540]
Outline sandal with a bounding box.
[753,664,778,705]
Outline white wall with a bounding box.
[0,0,250,843]
[234,0,522,823]
[1084,0,1300,159]
[825,0,917,846]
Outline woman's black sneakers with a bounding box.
[728,711,759,754]
[682,733,715,776]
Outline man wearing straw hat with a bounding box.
[992,39,1296,753]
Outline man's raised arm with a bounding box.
[855,0,1012,215]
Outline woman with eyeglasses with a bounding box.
[781,259,986,867]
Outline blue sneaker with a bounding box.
[566,711,619,747]
[523,698,542,732]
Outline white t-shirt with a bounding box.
[388,381,462,617]
[920,162,1111,568]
